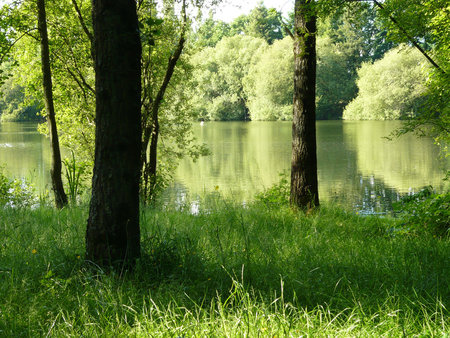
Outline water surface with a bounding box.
[0,121,447,212]
[172,121,448,212]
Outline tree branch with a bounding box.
[371,0,444,73]
[0,28,37,63]
[71,0,93,44]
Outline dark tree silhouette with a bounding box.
[86,0,142,267]
[37,0,68,209]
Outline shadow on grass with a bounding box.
[1,204,448,335]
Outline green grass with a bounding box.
[0,200,448,336]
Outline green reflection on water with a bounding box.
[0,121,447,211]
[173,121,448,210]
[0,122,51,191]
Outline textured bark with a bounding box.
[290,0,319,210]
[86,0,142,267]
[37,0,68,209]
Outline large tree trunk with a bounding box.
[290,0,319,210]
[86,0,142,267]
[37,0,68,209]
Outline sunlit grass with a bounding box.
[0,200,448,336]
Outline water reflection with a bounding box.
[0,122,51,191]
[172,121,448,212]
[0,121,447,212]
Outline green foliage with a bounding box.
[192,4,395,121]
[254,171,290,207]
[316,35,356,119]
[394,187,450,238]
[0,64,42,122]
[377,0,449,148]
[316,5,395,119]
[139,2,211,201]
[0,166,38,208]
[191,12,231,48]
[343,45,429,120]
[244,37,293,121]
[62,151,89,205]
[7,0,96,160]
[192,3,285,47]
[188,35,267,121]
[238,3,284,44]
[4,0,210,199]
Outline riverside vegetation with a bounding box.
[0,169,449,336]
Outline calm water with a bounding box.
[171,121,448,213]
[0,122,52,191]
[0,121,448,212]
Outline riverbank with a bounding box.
[1,201,448,336]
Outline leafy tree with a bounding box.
[0,64,42,122]
[315,35,356,119]
[85,0,142,267]
[244,37,293,121]
[343,45,429,120]
[188,35,267,121]
[375,0,449,149]
[315,4,395,119]
[2,0,211,204]
[140,0,211,202]
[243,30,378,121]
[241,3,396,121]
[4,0,96,161]
[192,12,230,48]
[225,3,285,44]
[244,2,284,44]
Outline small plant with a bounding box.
[255,171,290,207]
[394,186,450,237]
[0,165,38,208]
[63,151,89,205]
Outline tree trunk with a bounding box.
[290,0,319,210]
[86,0,142,267]
[141,0,187,202]
[37,0,68,209]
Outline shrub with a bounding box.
[254,171,290,207]
[394,186,450,238]
[0,166,38,208]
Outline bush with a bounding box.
[394,186,450,238]
[343,45,428,120]
[0,166,38,208]
[254,171,290,207]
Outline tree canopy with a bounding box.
[343,45,429,120]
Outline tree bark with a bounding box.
[86,0,142,267]
[37,0,68,209]
[290,0,319,210]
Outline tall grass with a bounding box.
[0,199,448,336]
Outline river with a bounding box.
[0,121,448,213]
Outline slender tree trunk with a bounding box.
[141,0,187,202]
[37,0,68,209]
[290,0,319,210]
[86,0,142,267]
